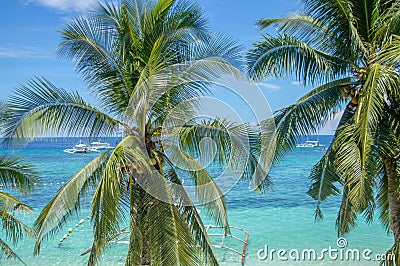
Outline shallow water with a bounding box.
[0,136,393,265]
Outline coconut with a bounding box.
[349,103,357,108]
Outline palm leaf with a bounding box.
[308,151,341,220]
[262,77,352,164]
[127,57,242,130]
[175,118,271,191]
[303,0,367,57]
[164,145,228,229]
[88,135,152,264]
[0,156,37,194]
[307,104,356,219]
[247,34,349,84]
[162,163,219,265]
[147,201,201,265]
[0,208,34,245]
[335,123,376,215]
[33,151,110,255]
[0,238,27,266]
[335,184,358,235]
[376,167,391,234]
[4,77,122,143]
[334,65,391,216]
[0,192,32,213]
[256,15,337,52]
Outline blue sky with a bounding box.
[0,0,338,133]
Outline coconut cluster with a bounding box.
[343,85,361,108]
[343,68,368,108]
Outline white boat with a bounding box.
[296,140,325,148]
[89,141,114,152]
[64,141,90,154]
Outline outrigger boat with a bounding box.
[80,227,129,256]
[63,141,90,154]
[79,225,249,265]
[296,140,325,148]
[89,140,114,152]
[206,225,249,266]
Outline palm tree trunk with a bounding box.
[385,158,400,242]
[126,174,151,266]
[126,175,138,266]
[141,237,151,266]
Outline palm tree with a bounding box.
[3,1,269,265]
[0,101,37,264]
[248,0,400,263]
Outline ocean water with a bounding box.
[0,136,393,265]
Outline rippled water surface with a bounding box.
[0,136,392,265]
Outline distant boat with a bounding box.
[296,140,325,148]
[64,140,90,154]
[89,140,114,152]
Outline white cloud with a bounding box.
[0,45,51,58]
[291,81,303,86]
[23,0,98,12]
[256,82,282,91]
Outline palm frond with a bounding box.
[147,200,201,265]
[351,0,377,42]
[334,65,391,216]
[175,118,271,191]
[247,34,349,84]
[308,151,341,220]
[162,165,219,265]
[374,113,400,234]
[256,14,335,52]
[335,184,358,236]
[4,77,122,143]
[57,14,129,114]
[376,167,391,234]
[125,173,145,266]
[0,208,34,245]
[164,145,228,228]
[0,100,10,128]
[372,1,400,44]
[304,0,367,57]
[333,121,378,234]
[0,192,32,213]
[128,56,242,117]
[307,104,356,220]
[0,156,37,194]
[88,135,152,264]
[262,77,352,164]
[0,238,27,266]
[134,146,203,266]
[374,36,400,70]
[33,151,110,255]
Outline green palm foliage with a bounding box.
[4,1,268,265]
[0,156,37,265]
[0,101,37,265]
[248,0,400,264]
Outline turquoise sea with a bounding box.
[0,136,393,265]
